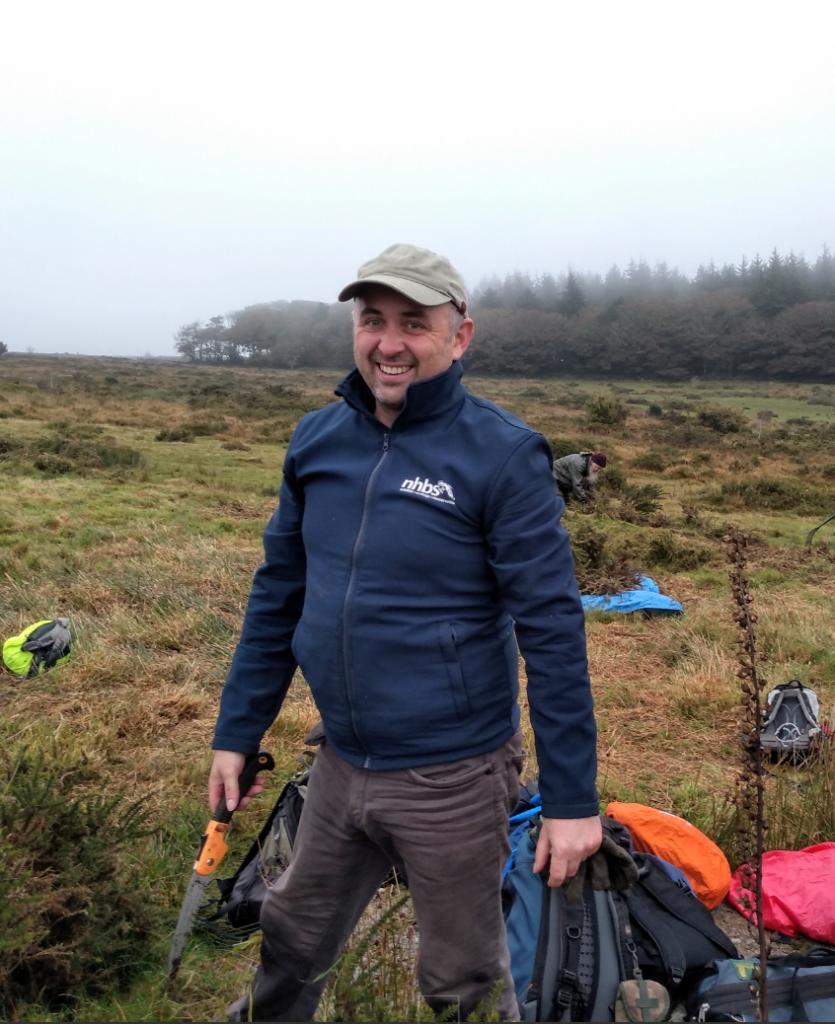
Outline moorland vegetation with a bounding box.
[0,355,833,1021]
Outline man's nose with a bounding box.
[376,327,405,355]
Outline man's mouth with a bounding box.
[377,363,412,376]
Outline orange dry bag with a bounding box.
[605,801,731,909]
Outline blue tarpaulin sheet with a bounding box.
[581,575,683,616]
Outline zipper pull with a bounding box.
[382,432,390,452]
[697,1002,708,1021]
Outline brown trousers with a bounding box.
[227,730,525,1022]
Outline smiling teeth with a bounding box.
[379,365,411,375]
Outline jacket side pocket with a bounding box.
[439,622,472,719]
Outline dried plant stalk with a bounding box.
[725,525,769,1021]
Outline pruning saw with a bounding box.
[167,750,275,983]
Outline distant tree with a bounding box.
[558,272,585,317]
[625,258,653,294]
[751,248,809,317]
[719,262,739,287]
[603,264,626,302]
[504,270,536,305]
[580,271,606,305]
[652,261,672,294]
[812,245,835,300]
[761,301,835,378]
[174,321,201,361]
[536,273,561,311]
[0,340,7,356]
[694,259,722,291]
[477,287,503,308]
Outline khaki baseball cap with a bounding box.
[338,243,468,312]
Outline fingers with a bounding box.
[535,815,603,888]
[533,836,549,877]
[548,858,577,888]
[208,753,268,813]
[235,775,266,812]
[208,750,246,812]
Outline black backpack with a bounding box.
[761,680,824,761]
[623,853,739,997]
[199,761,312,938]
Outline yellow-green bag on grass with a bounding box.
[3,618,72,678]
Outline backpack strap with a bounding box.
[552,894,584,1020]
[591,890,626,1021]
[762,687,787,728]
[529,881,562,1022]
[769,947,835,968]
[794,685,822,731]
[790,966,812,1023]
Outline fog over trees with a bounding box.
[175,246,835,380]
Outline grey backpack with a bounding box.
[761,680,822,761]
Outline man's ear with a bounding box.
[452,318,475,361]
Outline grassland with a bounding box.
[1,355,834,1021]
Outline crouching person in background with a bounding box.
[553,450,607,505]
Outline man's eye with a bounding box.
[406,321,424,330]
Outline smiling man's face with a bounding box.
[353,286,473,426]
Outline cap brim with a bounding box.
[338,273,453,307]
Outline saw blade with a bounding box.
[167,869,213,982]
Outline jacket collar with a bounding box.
[334,361,466,429]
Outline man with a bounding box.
[553,450,607,505]
[209,244,601,1022]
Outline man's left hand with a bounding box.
[533,815,603,888]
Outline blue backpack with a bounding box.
[686,946,835,1021]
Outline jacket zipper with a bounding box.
[342,430,390,768]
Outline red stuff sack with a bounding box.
[729,842,835,945]
[605,801,731,909]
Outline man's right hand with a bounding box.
[208,750,267,813]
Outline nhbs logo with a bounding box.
[400,476,456,505]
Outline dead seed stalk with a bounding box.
[725,525,769,1020]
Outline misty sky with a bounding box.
[1,2,833,356]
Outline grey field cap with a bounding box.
[338,243,468,312]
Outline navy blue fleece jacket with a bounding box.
[213,361,598,818]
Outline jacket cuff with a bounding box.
[540,799,601,819]
[211,733,262,754]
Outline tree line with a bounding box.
[175,246,835,380]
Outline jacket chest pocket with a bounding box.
[439,622,472,719]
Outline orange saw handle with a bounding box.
[194,750,275,876]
